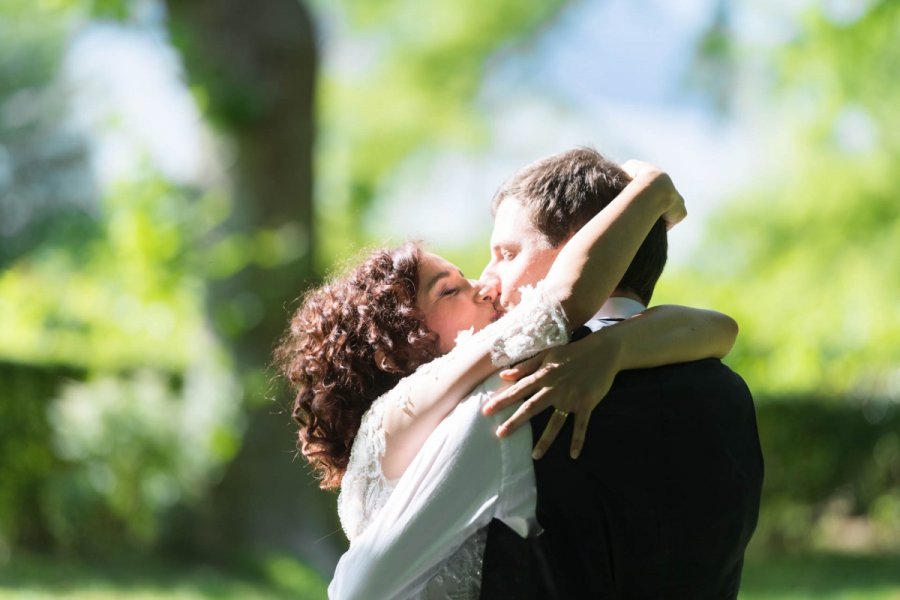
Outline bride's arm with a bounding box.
[541,165,682,329]
[484,305,739,457]
[381,163,681,479]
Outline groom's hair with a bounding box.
[490,147,667,304]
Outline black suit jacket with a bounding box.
[481,358,763,599]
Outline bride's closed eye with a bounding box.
[436,270,469,299]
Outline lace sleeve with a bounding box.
[337,394,396,541]
[339,364,437,541]
[455,280,570,367]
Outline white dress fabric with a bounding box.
[331,283,569,599]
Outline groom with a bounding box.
[478,148,764,598]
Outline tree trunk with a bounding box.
[162,0,345,573]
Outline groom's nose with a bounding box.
[474,277,500,303]
[480,260,497,282]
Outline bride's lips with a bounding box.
[490,304,503,322]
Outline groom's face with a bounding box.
[482,198,567,310]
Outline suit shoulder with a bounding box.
[614,358,750,393]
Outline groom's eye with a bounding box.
[501,249,516,260]
[438,287,458,298]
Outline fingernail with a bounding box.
[570,447,580,460]
[532,448,544,460]
[496,425,507,437]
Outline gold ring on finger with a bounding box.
[553,408,569,419]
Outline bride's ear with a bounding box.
[374,349,390,371]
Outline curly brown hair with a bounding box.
[273,242,439,490]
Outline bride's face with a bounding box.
[416,253,502,354]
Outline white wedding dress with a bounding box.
[335,283,569,599]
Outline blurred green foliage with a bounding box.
[658,0,900,400]
[753,401,900,553]
[312,0,567,268]
[0,0,93,269]
[0,175,226,370]
[0,2,242,555]
[0,551,327,599]
[0,360,239,555]
[0,364,71,551]
[43,366,240,551]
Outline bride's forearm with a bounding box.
[544,169,677,328]
[382,347,495,479]
[593,305,738,370]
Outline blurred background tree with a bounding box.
[0,0,898,597]
[667,0,900,400]
[0,0,572,583]
[0,0,318,564]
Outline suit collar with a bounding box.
[592,296,646,321]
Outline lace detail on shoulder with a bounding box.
[337,353,454,541]
[455,280,569,368]
[337,393,397,541]
[422,527,487,599]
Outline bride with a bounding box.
[275,162,736,597]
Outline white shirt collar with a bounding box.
[591,296,646,321]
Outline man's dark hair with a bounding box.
[491,147,667,305]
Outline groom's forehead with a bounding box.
[493,197,531,230]
[491,198,546,244]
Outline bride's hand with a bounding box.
[482,331,623,460]
[621,159,686,230]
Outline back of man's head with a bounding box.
[491,147,667,305]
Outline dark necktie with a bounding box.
[569,318,624,342]
[569,325,592,342]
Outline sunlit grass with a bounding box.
[0,553,328,600]
[2,551,899,599]
[740,552,900,599]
